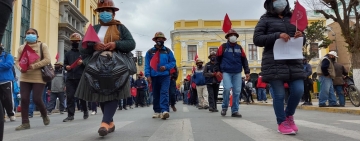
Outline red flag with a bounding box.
[192,66,196,74]
[55,53,59,62]
[222,13,232,33]
[82,24,101,48]
[170,68,176,74]
[191,82,196,89]
[290,1,308,32]
[194,54,198,61]
[150,50,160,71]
[70,56,82,69]
[19,44,40,71]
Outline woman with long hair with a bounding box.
[253,0,306,135]
[15,28,51,130]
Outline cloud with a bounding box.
[113,0,296,55]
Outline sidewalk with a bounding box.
[13,109,62,118]
[245,99,360,115]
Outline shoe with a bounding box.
[161,112,170,120]
[231,112,242,118]
[152,113,161,118]
[10,116,16,122]
[308,102,313,105]
[198,106,204,109]
[171,105,177,112]
[328,104,340,107]
[15,123,30,131]
[83,111,89,119]
[278,121,296,135]
[98,122,109,137]
[108,122,115,133]
[221,109,227,116]
[209,108,214,112]
[319,104,327,107]
[60,111,64,114]
[123,107,127,110]
[42,116,50,125]
[286,116,298,132]
[28,115,33,118]
[63,116,74,122]
[48,112,52,115]
[204,106,209,109]
[214,109,219,112]
[91,111,97,115]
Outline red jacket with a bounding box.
[257,76,267,88]
[284,83,289,89]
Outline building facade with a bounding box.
[171,19,326,85]
[2,0,98,64]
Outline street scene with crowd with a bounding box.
[0,0,360,140]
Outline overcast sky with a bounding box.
[113,0,297,55]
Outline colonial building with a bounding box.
[2,0,98,64]
[171,19,326,85]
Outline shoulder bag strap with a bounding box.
[39,43,43,60]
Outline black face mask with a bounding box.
[156,41,164,46]
[330,58,336,62]
[72,42,79,48]
[197,64,203,68]
[211,57,216,62]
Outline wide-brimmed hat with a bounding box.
[208,51,217,59]
[95,0,119,12]
[328,51,338,57]
[225,29,239,39]
[196,59,204,63]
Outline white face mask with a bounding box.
[229,36,237,43]
[273,0,287,14]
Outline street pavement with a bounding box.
[3,103,360,141]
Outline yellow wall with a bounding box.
[9,0,97,64]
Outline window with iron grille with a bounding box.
[2,13,13,52]
[187,45,197,61]
[209,47,218,54]
[248,44,258,60]
[20,0,31,45]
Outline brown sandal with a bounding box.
[108,122,115,133]
[98,122,110,137]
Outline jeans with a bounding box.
[183,90,189,104]
[269,87,274,99]
[319,76,337,105]
[47,92,65,112]
[147,92,153,105]
[221,72,242,114]
[42,88,48,107]
[269,79,304,124]
[334,85,345,106]
[258,88,267,101]
[169,80,177,106]
[152,76,170,113]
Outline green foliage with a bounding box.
[303,20,333,60]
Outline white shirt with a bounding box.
[98,26,109,43]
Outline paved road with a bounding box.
[3,103,360,141]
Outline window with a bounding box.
[209,47,218,54]
[2,13,13,52]
[20,0,31,45]
[75,0,79,8]
[187,45,197,61]
[93,14,96,25]
[248,44,258,60]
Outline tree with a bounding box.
[303,0,360,86]
[303,20,333,60]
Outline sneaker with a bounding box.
[48,112,52,115]
[286,116,298,132]
[10,116,16,122]
[28,115,33,118]
[63,116,74,122]
[83,111,89,119]
[171,105,177,112]
[152,113,161,118]
[231,112,242,118]
[15,123,30,131]
[214,109,219,112]
[161,112,170,120]
[221,109,227,116]
[91,111,97,115]
[278,121,296,135]
[42,116,50,125]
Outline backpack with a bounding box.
[4,52,16,78]
[84,51,129,95]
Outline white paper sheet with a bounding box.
[273,37,304,60]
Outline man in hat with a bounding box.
[203,51,221,112]
[192,59,209,109]
[145,32,176,120]
[135,71,147,107]
[316,51,339,107]
[63,33,88,122]
[47,62,66,115]
[302,57,313,105]
[169,65,179,112]
[216,29,250,117]
[183,77,191,104]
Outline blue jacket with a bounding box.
[192,67,206,86]
[0,52,15,83]
[135,78,147,90]
[304,63,312,78]
[217,42,250,74]
[13,80,20,94]
[145,46,176,77]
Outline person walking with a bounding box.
[203,51,220,112]
[302,57,313,105]
[47,62,66,115]
[169,65,179,112]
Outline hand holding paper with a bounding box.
[273,37,303,60]
[82,24,101,49]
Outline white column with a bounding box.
[58,39,65,63]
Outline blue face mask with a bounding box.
[273,0,287,13]
[25,34,37,43]
[99,11,113,23]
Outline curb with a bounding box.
[250,102,360,115]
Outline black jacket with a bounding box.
[253,14,306,82]
[64,48,85,80]
[203,61,220,84]
[171,65,179,81]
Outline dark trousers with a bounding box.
[169,80,177,106]
[118,99,126,108]
[241,88,248,101]
[0,82,14,117]
[91,102,97,112]
[207,83,219,109]
[100,100,117,124]
[190,88,198,105]
[47,92,65,112]
[66,79,87,117]
[246,89,254,102]
[136,89,145,106]
[152,76,170,113]
[20,82,47,124]
[127,97,133,106]
[303,79,311,102]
